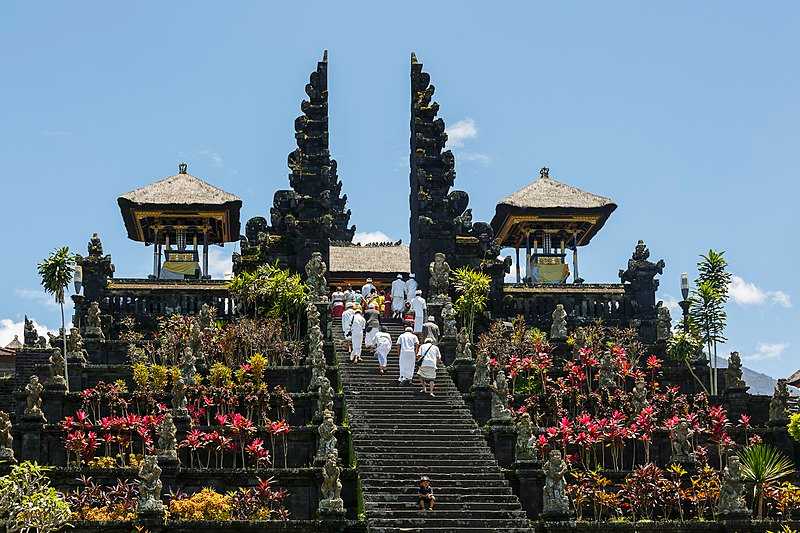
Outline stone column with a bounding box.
[152,229,159,279]
[513,461,544,519]
[202,230,209,279]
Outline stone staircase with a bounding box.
[334,317,533,532]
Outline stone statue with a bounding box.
[137,455,165,514]
[179,346,196,384]
[550,304,567,341]
[769,379,789,424]
[656,304,672,341]
[542,449,571,517]
[157,413,177,460]
[48,348,67,388]
[619,240,665,319]
[473,349,490,388]
[35,336,47,349]
[172,377,187,415]
[319,450,344,514]
[428,252,451,303]
[317,377,334,420]
[307,303,326,391]
[455,327,472,361]
[87,232,104,257]
[189,321,201,356]
[491,371,512,422]
[316,409,337,464]
[597,351,616,391]
[631,377,648,413]
[717,456,749,517]
[515,412,535,461]
[305,251,328,302]
[23,316,38,347]
[725,351,747,391]
[85,302,104,340]
[670,420,694,464]
[46,330,64,350]
[0,411,15,461]
[440,300,457,338]
[66,327,87,363]
[24,376,45,420]
[198,304,216,331]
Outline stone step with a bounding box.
[355,450,495,459]
[360,473,508,483]
[359,460,501,469]
[365,488,515,499]
[370,528,533,533]
[370,509,530,520]
[365,501,522,511]
[368,518,533,529]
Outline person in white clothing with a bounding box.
[410,290,427,333]
[349,309,366,363]
[404,274,418,306]
[374,326,392,374]
[416,338,442,396]
[390,274,406,318]
[361,278,376,298]
[396,327,420,384]
[341,302,355,353]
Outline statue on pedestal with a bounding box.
[473,349,490,388]
[318,450,344,514]
[597,350,616,391]
[137,455,165,515]
[24,376,45,420]
[0,411,15,461]
[179,347,196,384]
[308,303,327,391]
[316,409,337,464]
[725,351,747,391]
[317,377,334,419]
[491,371,512,422]
[88,232,104,257]
[619,240,665,319]
[656,304,672,341]
[428,252,451,303]
[157,413,177,460]
[631,377,648,413]
[515,412,535,461]
[48,348,67,388]
[542,449,571,517]
[440,300,457,338]
[23,316,38,347]
[550,304,567,341]
[85,302,104,340]
[305,251,328,302]
[66,327,87,363]
[670,420,694,464]
[455,327,472,361]
[198,304,216,332]
[172,377,188,416]
[769,379,789,424]
[717,455,749,517]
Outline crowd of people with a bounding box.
[332,275,441,396]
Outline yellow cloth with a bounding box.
[163,261,199,276]
[538,263,570,283]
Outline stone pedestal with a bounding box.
[470,387,492,426]
[438,338,456,366]
[767,421,793,461]
[513,461,544,519]
[43,388,68,423]
[484,422,515,468]
[449,359,475,394]
[723,388,750,423]
[17,418,44,462]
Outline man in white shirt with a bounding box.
[396,326,420,384]
[361,278,376,299]
[374,326,392,374]
[341,302,355,354]
[349,309,366,363]
[404,273,417,306]
[416,338,442,396]
[390,274,406,319]
[410,290,427,333]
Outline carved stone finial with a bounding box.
[540,167,550,179]
[178,162,188,174]
[769,379,790,424]
[23,316,38,347]
[725,351,747,391]
[88,233,103,257]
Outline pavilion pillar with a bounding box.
[525,231,531,283]
[202,231,209,278]
[515,247,521,283]
[152,229,160,278]
[572,232,579,283]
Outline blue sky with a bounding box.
[1,2,798,379]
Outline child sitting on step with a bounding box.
[418,476,435,511]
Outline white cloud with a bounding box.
[460,152,491,165]
[744,342,789,361]
[0,318,56,348]
[445,118,477,148]
[659,294,682,321]
[728,275,792,308]
[15,288,60,310]
[198,150,224,168]
[207,248,233,280]
[353,231,394,245]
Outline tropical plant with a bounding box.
[452,267,491,340]
[38,246,75,386]
[0,461,71,533]
[739,443,795,518]
[690,250,730,395]
[667,329,708,394]
[788,413,800,443]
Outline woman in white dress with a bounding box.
[396,326,420,384]
[374,326,392,374]
[349,308,366,363]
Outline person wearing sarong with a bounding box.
[383,291,392,318]
[404,274,418,307]
[361,278,376,298]
[416,338,441,396]
[410,290,427,333]
[374,326,392,374]
[341,302,355,354]
[344,286,356,305]
[364,304,381,348]
[330,286,345,318]
[391,274,406,318]
[422,317,440,344]
[373,290,385,316]
[349,309,366,363]
[396,327,419,384]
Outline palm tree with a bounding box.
[690,250,730,395]
[37,247,75,386]
[739,443,795,518]
[452,267,491,341]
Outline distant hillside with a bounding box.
[717,356,777,396]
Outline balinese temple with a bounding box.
[117,163,241,280]
[491,167,617,284]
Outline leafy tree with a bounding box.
[452,267,491,341]
[37,247,75,386]
[0,462,71,533]
[689,250,730,395]
[739,443,795,518]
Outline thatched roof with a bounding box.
[119,166,240,205]
[4,335,21,350]
[787,369,800,388]
[498,167,614,210]
[329,244,410,274]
